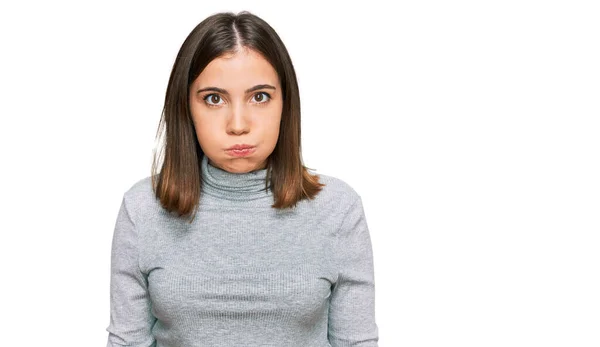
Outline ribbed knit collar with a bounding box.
[200,154,272,202]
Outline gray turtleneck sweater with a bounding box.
[106,155,379,347]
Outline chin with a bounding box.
[224,159,263,173]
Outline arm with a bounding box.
[106,195,157,347]
[328,195,379,346]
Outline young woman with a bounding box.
[106,10,379,347]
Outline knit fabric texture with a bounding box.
[106,155,379,346]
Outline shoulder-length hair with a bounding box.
[151,10,324,222]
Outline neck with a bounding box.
[200,154,272,202]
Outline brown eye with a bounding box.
[253,92,271,104]
[203,94,223,107]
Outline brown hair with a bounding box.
[151,10,324,222]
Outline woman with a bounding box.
[106,10,379,347]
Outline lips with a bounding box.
[227,144,255,150]
[225,146,256,157]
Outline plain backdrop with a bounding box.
[0,1,598,346]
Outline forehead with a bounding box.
[194,49,279,89]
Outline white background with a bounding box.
[0,1,598,346]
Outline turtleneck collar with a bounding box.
[200,154,272,202]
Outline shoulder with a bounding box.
[121,174,160,222]
[309,172,361,214]
[123,175,155,200]
[316,173,360,200]
[300,172,366,241]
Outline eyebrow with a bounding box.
[196,84,276,95]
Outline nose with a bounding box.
[226,103,250,135]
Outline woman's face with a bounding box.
[189,48,283,173]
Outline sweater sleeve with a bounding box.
[106,195,157,347]
[328,195,379,347]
